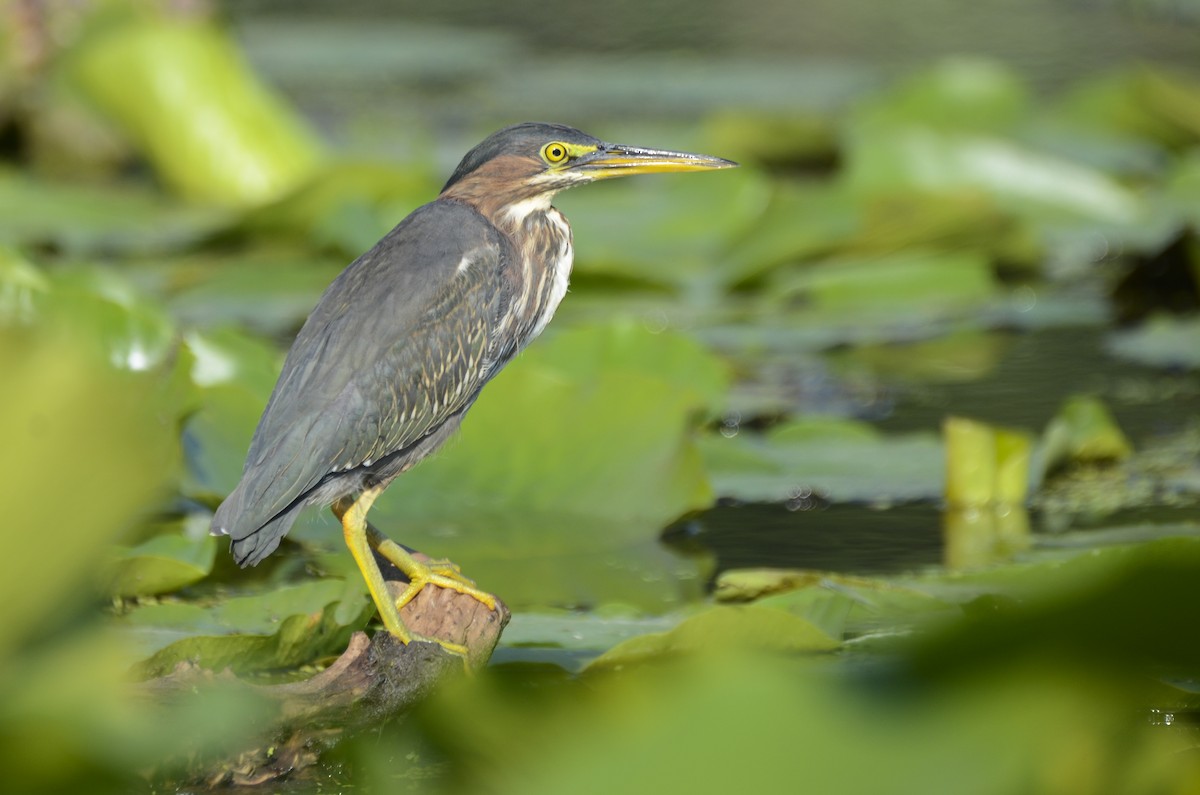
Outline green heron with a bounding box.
[212,122,735,655]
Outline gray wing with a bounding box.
[212,201,509,564]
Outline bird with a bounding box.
[211,122,736,656]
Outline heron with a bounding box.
[212,122,736,657]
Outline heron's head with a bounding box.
[439,122,736,219]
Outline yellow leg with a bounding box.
[334,490,496,656]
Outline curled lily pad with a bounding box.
[943,416,1032,507]
[71,19,324,207]
[1038,395,1133,479]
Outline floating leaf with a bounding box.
[124,578,370,676]
[700,417,944,503]
[585,604,838,671]
[724,181,860,282]
[766,250,997,320]
[1106,315,1200,369]
[0,168,227,254]
[106,528,216,598]
[559,165,769,288]
[844,124,1144,224]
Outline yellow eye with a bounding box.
[542,142,569,164]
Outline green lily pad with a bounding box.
[532,322,731,414]
[44,267,178,373]
[844,124,1144,224]
[106,526,217,598]
[558,165,769,288]
[855,57,1030,133]
[151,246,345,334]
[700,417,944,503]
[182,382,273,501]
[1106,315,1200,369]
[124,578,370,676]
[241,159,436,255]
[375,324,719,525]
[723,181,860,283]
[0,168,228,255]
[766,249,997,320]
[828,330,1011,385]
[585,604,839,671]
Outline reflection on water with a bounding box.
[668,501,946,577]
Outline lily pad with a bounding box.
[844,124,1144,224]
[124,578,370,676]
[700,417,944,503]
[585,604,839,671]
[558,165,769,288]
[854,58,1030,134]
[1106,315,1200,369]
[766,249,997,320]
[106,527,217,598]
[0,168,228,254]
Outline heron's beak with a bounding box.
[571,144,738,179]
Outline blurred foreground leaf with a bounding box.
[0,324,175,658]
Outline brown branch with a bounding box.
[140,566,509,790]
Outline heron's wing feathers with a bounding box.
[212,202,506,553]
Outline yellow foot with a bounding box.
[392,561,499,614]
